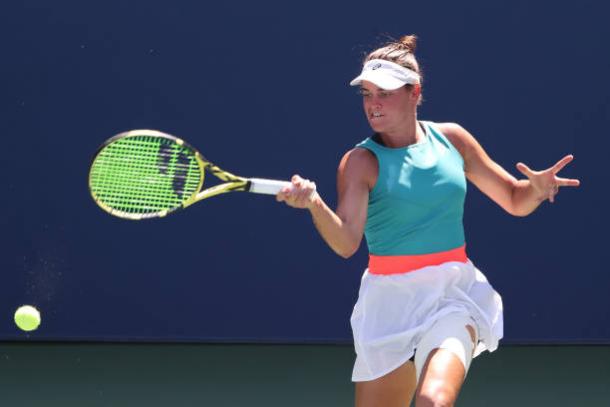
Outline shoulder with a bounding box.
[433,122,478,160]
[344,145,376,160]
[339,147,378,173]
[338,147,378,190]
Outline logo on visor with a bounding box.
[371,63,382,70]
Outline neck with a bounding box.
[377,115,425,148]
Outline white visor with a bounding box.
[349,59,420,90]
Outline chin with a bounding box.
[368,122,385,133]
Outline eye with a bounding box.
[358,89,371,98]
[379,91,393,98]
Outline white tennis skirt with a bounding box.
[350,259,503,382]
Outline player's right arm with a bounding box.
[277,148,376,258]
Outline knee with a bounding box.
[416,385,457,407]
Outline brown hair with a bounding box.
[365,35,423,102]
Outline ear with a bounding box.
[411,84,422,99]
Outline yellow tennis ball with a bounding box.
[14,305,41,332]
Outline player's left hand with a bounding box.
[516,155,580,203]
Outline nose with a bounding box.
[365,95,382,109]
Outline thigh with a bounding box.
[414,314,478,406]
[414,349,466,406]
[355,360,417,407]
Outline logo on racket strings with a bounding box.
[157,141,191,199]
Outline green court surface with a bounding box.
[0,343,608,406]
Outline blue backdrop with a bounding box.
[1,0,607,343]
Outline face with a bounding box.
[359,81,419,134]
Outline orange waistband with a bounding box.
[368,245,467,275]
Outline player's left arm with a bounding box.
[437,123,580,217]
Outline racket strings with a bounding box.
[89,136,203,215]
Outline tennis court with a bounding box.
[2,343,608,406]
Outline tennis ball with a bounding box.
[14,305,41,332]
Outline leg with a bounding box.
[413,314,478,407]
[355,359,417,407]
[414,349,466,407]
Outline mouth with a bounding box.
[370,111,384,119]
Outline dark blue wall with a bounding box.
[1,0,607,343]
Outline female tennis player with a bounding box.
[277,35,580,406]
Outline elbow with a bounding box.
[335,242,360,259]
[336,247,357,259]
[507,206,530,217]
[511,209,531,217]
[338,251,355,259]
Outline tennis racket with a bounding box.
[88,129,291,220]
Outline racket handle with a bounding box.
[248,178,292,195]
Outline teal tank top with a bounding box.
[356,121,467,256]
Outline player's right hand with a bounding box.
[276,174,319,209]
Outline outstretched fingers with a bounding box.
[516,155,580,204]
[556,177,580,187]
[552,154,574,174]
[552,155,580,188]
[516,162,535,178]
